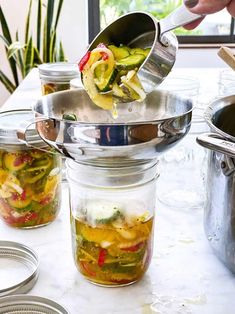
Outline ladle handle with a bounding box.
[159,4,204,36]
[197,133,235,158]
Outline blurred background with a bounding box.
[0,0,234,106]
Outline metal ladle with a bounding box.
[89,3,203,102]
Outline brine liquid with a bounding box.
[0,148,61,228]
[71,214,154,286]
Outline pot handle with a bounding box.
[17,117,59,155]
[196,133,235,158]
[159,4,204,41]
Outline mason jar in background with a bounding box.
[160,75,200,106]
[218,69,235,95]
[157,117,209,209]
[70,77,83,90]
[0,110,62,228]
[156,75,209,210]
[38,62,79,95]
[38,63,80,182]
[67,159,158,287]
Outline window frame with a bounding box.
[88,0,235,45]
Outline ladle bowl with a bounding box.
[88,6,202,94]
[21,89,193,164]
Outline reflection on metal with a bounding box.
[32,89,193,164]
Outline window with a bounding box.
[88,0,235,45]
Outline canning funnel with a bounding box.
[89,4,203,93]
[17,89,193,164]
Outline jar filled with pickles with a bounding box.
[38,62,79,95]
[67,159,158,287]
[0,110,62,229]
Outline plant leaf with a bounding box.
[0,6,12,44]
[54,0,63,30]
[0,34,10,47]
[43,18,47,61]
[7,41,25,59]
[15,31,24,76]
[24,36,34,76]
[0,70,16,93]
[58,41,66,62]
[45,0,55,62]
[37,0,42,52]
[33,47,43,66]
[25,0,32,44]
[0,6,19,86]
[49,30,56,62]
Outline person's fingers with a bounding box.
[183,17,205,30]
[184,0,199,8]
[227,0,235,16]
[184,0,231,14]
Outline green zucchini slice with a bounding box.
[116,54,146,71]
[108,45,130,60]
[94,65,118,92]
[130,47,150,57]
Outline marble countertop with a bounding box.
[1,68,235,314]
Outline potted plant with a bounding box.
[0,0,66,93]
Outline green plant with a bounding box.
[100,0,201,35]
[0,0,66,93]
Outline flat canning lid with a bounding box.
[0,109,44,147]
[0,241,39,297]
[0,295,69,313]
[38,62,79,82]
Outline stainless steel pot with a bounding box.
[18,89,193,165]
[197,95,235,272]
[89,5,202,93]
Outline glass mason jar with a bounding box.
[70,78,83,90]
[0,110,62,229]
[38,62,79,95]
[67,159,158,287]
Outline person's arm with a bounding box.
[184,0,235,29]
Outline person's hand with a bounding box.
[184,0,235,29]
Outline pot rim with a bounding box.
[204,94,235,143]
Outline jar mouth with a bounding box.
[66,158,158,172]
[66,159,159,189]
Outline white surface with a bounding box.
[1,186,235,314]
[1,68,235,314]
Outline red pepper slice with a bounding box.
[80,261,96,277]
[101,52,109,61]
[20,190,27,201]
[23,212,38,222]
[13,154,32,167]
[4,211,38,225]
[98,248,107,267]
[11,190,27,201]
[22,155,33,163]
[97,43,109,61]
[39,195,52,206]
[121,241,145,252]
[78,51,91,72]
[13,156,24,167]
